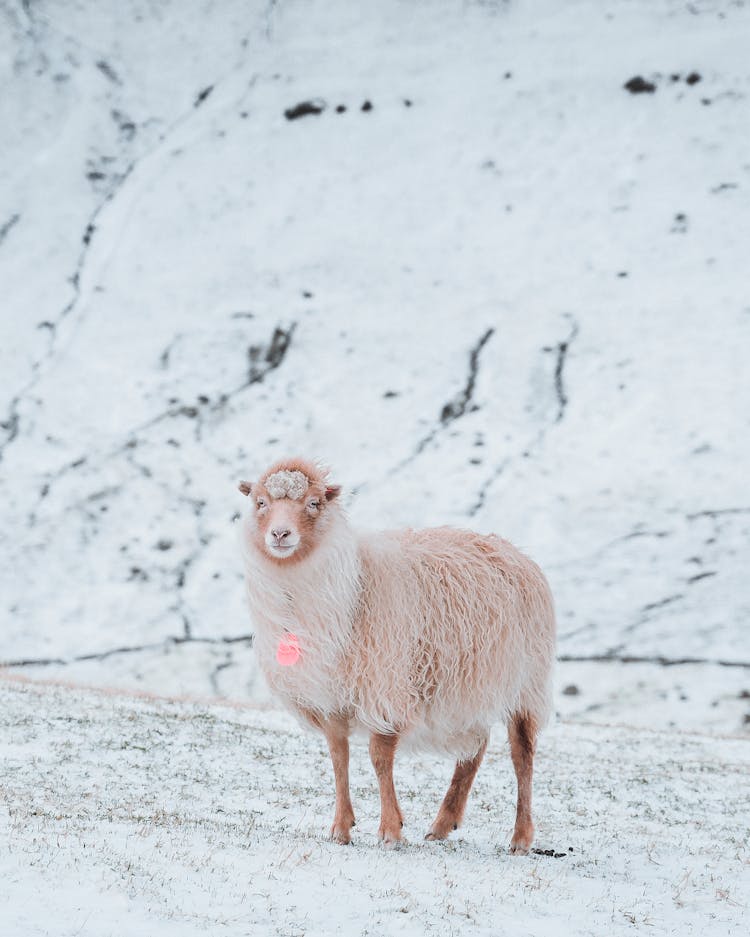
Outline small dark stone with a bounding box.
[302,290,314,298]
[361,100,373,112]
[284,99,326,120]
[685,71,702,85]
[197,395,210,405]
[335,104,347,113]
[562,684,580,696]
[156,539,173,551]
[403,98,412,107]
[383,390,399,399]
[670,73,681,82]
[504,71,512,79]
[194,85,214,107]
[87,171,106,181]
[96,60,120,84]
[624,76,656,94]
[617,271,629,278]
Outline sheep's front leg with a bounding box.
[508,712,537,854]
[369,732,403,845]
[322,718,356,844]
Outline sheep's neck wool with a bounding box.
[277,633,300,666]
[265,470,308,500]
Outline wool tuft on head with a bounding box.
[265,469,309,501]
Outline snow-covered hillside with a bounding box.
[1,0,749,730]
[2,677,748,937]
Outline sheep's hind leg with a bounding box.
[369,733,404,845]
[508,712,537,854]
[322,717,356,844]
[425,738,487,841]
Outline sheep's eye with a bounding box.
[256,498,266,510]
[307,499,320,512]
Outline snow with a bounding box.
[1,0,749,928]
[2,0,748,731]
[2,677,748,937]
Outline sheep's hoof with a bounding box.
[425,819,457,841]
[509,825,534,855]
[330,830,352,845]
[330,820,354,845]
[509,842,531,855]
[378,827,403,848]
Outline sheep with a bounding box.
[238,457,556,851]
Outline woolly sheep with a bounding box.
[239,457,556,851]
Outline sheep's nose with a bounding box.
[271,527,292,544]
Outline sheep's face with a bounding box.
[239,468,341,564]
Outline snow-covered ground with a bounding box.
[3,4,749,932]
[3,676,749,937]
[2,0,748,732]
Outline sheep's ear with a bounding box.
[238,480,253,496]
[325,485,341,502]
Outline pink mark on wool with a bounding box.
[277,633,300,666]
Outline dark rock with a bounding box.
[284,99,326,120]
[624,76,656,94]
[194,85,214,107]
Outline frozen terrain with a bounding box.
[2,676,749,937]
[1,1,749,716]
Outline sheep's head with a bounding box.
[239,459,341,564]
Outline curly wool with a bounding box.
[265,470,309,501]
[242,505,556,759]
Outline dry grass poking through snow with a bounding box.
[1,676,748,936]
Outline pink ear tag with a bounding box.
[276,633,300,666]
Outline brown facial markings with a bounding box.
[250,479,332,565]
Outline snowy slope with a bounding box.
[2,677,749,937]
[1,1,749,725]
